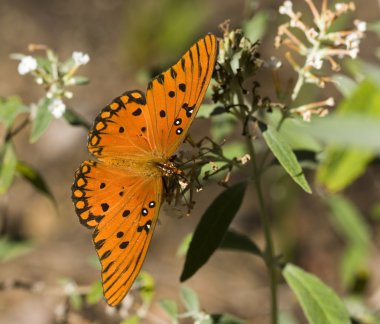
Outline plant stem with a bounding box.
[5,117,30,142]
[291,71,304,101]
[231,71,278,323]
[247,135,278,324]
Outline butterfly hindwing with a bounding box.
[72,160,162,306]
[146,34,217,156]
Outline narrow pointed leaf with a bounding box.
[181,182,247,281]
[180,286,200,313]
[0,143,17,193]
[263,126,312,193]
[283,264,350,324]
[85,281,103,305]
[316,80,380,191]
[30,98,53,143]
[326,194,370,247]
[0,96,28,128]
[16,161,56,205]
[219,230,263,257]
[159,299,178,323]
[63,107,91,129]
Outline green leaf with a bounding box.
[317,148,372,192]
[340,243,369,290]
[30,98,53,143]
[15,161,56,205]
[0,96,28,128]
[0,237,33,262]
[85,280,103,305]
[325,194,371,247]
[180,286,200,313]
[159,299,178,323]
[316,80,380,191]
[264,110,322,152]
[177,232,193,257]
[243,10,270,42]
[137,271,155,305]
[210,313,246,324]
[332,74,358,97]
[306,115,380,152]
[120,315,140,324]
[63,107,91,129]
[326,195,370,290]
[180,182,247,281]
[0,143,18,193]
[263,126,312,193]
[219,230,263,257]
[69,293,83,311]
[283,264,350,324]
[353,61,380,87]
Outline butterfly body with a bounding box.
[72,34,217,306]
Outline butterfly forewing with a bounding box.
[146,34,217,157]
[88,90,157,159]
[72,160,162,306]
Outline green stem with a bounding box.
[5,117,30,142]
[247,136,278,324]
[231,69,278,323]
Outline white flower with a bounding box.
[325,97,335,107]
[239,154,251,165]
[48,98,66,118]
[349,48,359,58]
[306,28,318,39]
[179,179,189,190]
[301,110,311,122]
[354,20,367,32]
[306,53,323,70]
[63,281,76,295]
[64,91,73,99]
[264,56,282,69]
[17,56,37,75]
[335,3,345,11]
[279,1,293,15]
[72,51,90,66]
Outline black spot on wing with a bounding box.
[101,203,109,212]
[170,67,177,79]
[132,108,142,116]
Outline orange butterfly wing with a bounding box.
[72,161,162,306]
[72,34,217,306]
[87,90,158,160]
[146,33,217,156]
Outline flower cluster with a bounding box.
[12,46,90,119]
[275,0,366,99]
[213,21,264,108]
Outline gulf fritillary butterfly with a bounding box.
[71,34,217,306]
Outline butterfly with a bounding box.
[71,34,217,306]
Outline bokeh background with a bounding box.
[0,0,379,323]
